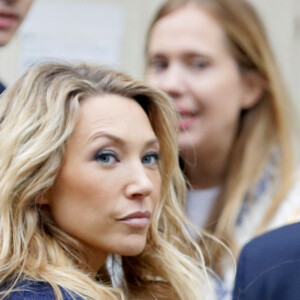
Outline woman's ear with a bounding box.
[241,71,264,109]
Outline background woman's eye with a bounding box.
[94,150,118,164]
[148,57,168,72]
[189,57,209,69]
[142,152,160,165]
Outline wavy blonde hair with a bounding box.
[0,62,212,299]
[146,0,295,265]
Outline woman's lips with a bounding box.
[0,13,18,29]
[178,112,198,131]
[117,211,151,228]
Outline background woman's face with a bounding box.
[0,0,33,46]
[146,5,257,161]
[45,94,161,272]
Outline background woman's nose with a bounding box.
[156,65,186,100]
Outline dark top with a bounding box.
[233,222,300,300]
[0,81,5,94]
[3,280,84,299]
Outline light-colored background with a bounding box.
[0,0,299,104]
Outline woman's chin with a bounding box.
[115,239,147,257]
[179,134,203,156]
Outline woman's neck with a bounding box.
[181,150,228,189]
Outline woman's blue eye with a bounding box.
[142,152,160,165]
[148,58,168,72]
[189,58,209,69]
[94,150,118,164]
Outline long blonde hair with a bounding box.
[0,62,212,299]
[147,0,294,262]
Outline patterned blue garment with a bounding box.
[2,280,84,300]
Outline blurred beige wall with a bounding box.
[0,0,165,85]
[250,0,300,105]
[0,0,299,104]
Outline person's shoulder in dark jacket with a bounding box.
[233,222,300,300]
[0,81,5,94]
[2,279,84,300]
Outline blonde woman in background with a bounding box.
[0,62,214,300]
[146,0,300,297]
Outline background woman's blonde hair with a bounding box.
[147,0,295,267]
[0,62,212,299]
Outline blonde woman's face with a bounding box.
[45,95,161,272]
[146,5,260,162]
[0,0,33,46]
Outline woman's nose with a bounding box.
[124,164,154,200]
[157,64,186,99]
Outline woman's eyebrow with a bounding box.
[88,132,125,145]
[145,138,160,149]
[88,133,160,149]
